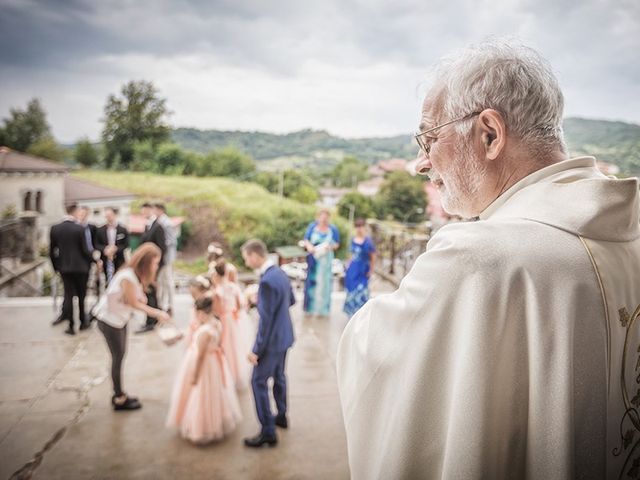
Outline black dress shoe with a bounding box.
[275,415,288,429]
[52,316,66,326]
[112,396,142,411]
[64,326,76,336]
[135,324,155,334]
[79,321,91,331]
[244,432,277,448]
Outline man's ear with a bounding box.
[477,109,506,160]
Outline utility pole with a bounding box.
[278,170,285,197]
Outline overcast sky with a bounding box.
[0,0,638,143]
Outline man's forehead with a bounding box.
[419,91,445,130]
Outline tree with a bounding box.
[27,136,69,162]
[375,171,426,222]
[331,155,369,187]
[0,98,51,152]
[74,138,99,167]
[197,146,256,178]
[337,191,375,220]
[102,80,170,168]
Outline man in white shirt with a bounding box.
[337,40,640,480]
[154,203,176,315]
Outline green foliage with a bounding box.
[2,204,17,219]
[74,138,99,167]
[172,119,640,177]
[375,171,426,222]
[254,170,319,203]
[172,127,416,163]
[290,185,319,204]
[337,191,375,221]
[563,118,640,175]
[27,136,69,162]
[102,80,170,168]
[0,98,51,152]
[202,146,256,178]
[330,156,369,187]
[73,170,322,264]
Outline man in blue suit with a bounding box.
[241,238,295,447]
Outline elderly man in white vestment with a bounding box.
[337,40,640,480]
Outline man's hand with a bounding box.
[247,352,259,366]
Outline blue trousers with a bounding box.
[252,350,288,436]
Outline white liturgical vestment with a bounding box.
[337,157,640,479]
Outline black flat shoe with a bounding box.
[64,327,76,336]
[112,396,142,411]
[275,415,288,429]
[79,321,91,331]
[52,316,66,326]
[244,432,277,448]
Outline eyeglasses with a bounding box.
[414,111,482,157]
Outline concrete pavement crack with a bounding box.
[9,336,106,480]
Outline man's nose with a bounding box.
[415,149,431,175]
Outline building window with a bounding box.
[23,191,32,211]
[35,191,44,213]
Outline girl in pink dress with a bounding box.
[166,296,241,444]
[185,275,212,346]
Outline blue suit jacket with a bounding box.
[253,265,296,357]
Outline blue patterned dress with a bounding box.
[303,222,340,316]
[343,236,376,317]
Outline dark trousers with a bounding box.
[98,321,128,397]
[251,350,288,436]
[145,284,158,327]
[60,272,89,328]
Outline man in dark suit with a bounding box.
[241,238,295,447]
[136,202,166,333]
[49,203,93,335]
[95,206,129,285]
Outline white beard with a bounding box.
[438,140,486,218]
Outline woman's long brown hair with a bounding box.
[128,242,161,288]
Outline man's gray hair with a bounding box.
[432,39,566,154]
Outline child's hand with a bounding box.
[247,352,259,366]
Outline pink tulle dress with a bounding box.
[166,320,242,444]
[215,284,241,387]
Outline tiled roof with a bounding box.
[65,177,136,203]
[0,146,68,173]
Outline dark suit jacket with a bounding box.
[140,219,166,266]
[253,265,296,357]
[49,220,92,274]
[95,224,129,271]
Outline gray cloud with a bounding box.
[0,0,638,141]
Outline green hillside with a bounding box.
[73,170,347,265]
[173,118,640,174]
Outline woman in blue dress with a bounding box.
[343,218,376,317]
[303,209,340,317]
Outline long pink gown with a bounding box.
[166,321,242,444]
[216,283,241,389]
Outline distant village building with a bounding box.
[64,176,135,226]
[0,146,135,244]
[318,187,351,207]
[358,157,415,197]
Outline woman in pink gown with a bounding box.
[211,260,244,389]
[166,296,241,444]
